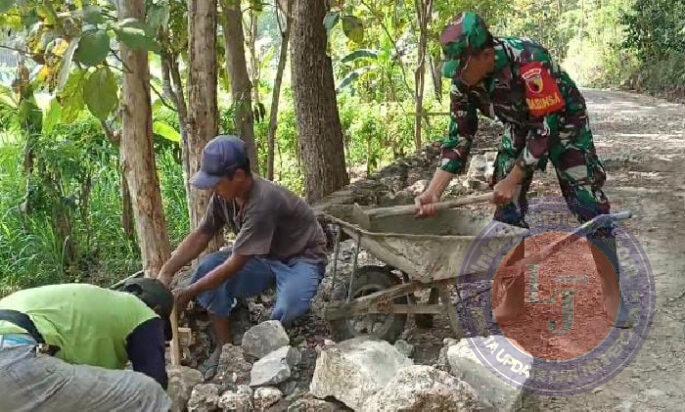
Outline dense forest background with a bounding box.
[0,0,683,294]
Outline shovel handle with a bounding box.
[370,192,494,219]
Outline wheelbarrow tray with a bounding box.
[323,204,528,283]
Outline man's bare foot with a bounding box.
[606,299,633,329]
[493,271,525,325]
[493,297,524,324]
[199,346,223,381]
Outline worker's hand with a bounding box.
[492,177,520,206]
[173,286,195,310]
[158,271,174,288]
[415,190,440,218]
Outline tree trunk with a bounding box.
[221,0,258,169]
[248,9,261,111]
[429,51,442,102]
[413,0,433,151]
[267,0,292,181]
[290,0,349,203]
[187,0,223,253]
[161,51,192,223]
[118,0,171,276]
[121,171,136,242]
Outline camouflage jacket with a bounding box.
[440,37,590,175]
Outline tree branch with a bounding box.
[358,0,413,95]
[109,48,133,74]
[0,45,30,56]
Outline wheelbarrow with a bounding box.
[320,199,631,342]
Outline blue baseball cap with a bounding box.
[190,135,248,189]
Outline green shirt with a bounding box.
[0,283,157,370]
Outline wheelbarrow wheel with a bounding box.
[329,266,407,343]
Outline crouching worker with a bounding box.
[158,135,327,377]
[0,279,173,412]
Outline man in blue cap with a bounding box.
[158,135,326,375]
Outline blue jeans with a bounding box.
[191,250,325,325]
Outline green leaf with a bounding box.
[60,70,85,123]
[0,0,16,14]
[342,15,364,43]
[74,29,110,66]
[43,98,62,135]
[147,2,170,35]
[153,120,181,142]
[83,5,105,25]
[248,0,263,12]
[115,18,160,52]
[341,49,378,64]
[84,67,118,121]
[337,70,361,92]
[324,11,340,33]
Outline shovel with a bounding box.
[352,192,494,230]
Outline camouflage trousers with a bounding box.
[491,123,611,230]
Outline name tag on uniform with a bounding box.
[521,62,565,117]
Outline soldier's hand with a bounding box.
[415,191,440,218]
[493,178,519,205]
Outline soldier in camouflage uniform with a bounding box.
[415,12,631,328]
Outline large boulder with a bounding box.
[253,387,283,410]
[187,384,220,412]
[250,346,301,387]
[242,320,290,359]
[214,343,253,386]
[446,337,529,411]
[167,366,203,412]
[361,365,485,411]
[309,336,413,410]
[218,385,253,412]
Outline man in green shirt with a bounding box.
[0,279,173,411]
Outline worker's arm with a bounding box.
[126,318,168,389]
[158,229,212,286]
[159,194,227,286]
[416,79,478,217]
[174,202,276,308]
[174,253,251,309]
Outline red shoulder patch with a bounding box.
[521,62,565,117]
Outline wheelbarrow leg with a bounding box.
[415,287,439,329]
[438,285,463,338]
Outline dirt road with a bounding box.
[521,89,685,410]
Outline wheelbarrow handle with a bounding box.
[369,192,494,219]
[608,211,632,221]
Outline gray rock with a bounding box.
[361,365,486,411]
[168,366,204,412]
[287,398,340,412]
[250,346,301,386]
[253,387,283,410]
[242,320,290,359]
[309,336,413,410]
[187,384,220,412]
[394,339,414,358]
[214,344,252,386]
[446,337,530,411]
[218,385,253,412]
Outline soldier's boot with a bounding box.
[493,242,526,325]
[588,231,632,329]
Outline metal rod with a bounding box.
[347,232,361,303]
[329,224,342,296]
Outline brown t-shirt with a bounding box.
[199,177,327,263]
